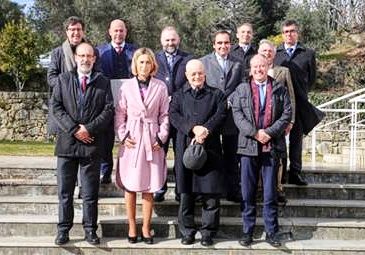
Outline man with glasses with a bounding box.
[274,19,317,186]
[52,42,114,246]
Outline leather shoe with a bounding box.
[55,232,69,245]
[181,235,195,245]
[200,236,213,246]
[100,175,112,184]
[141,234,153,244]
[239,233,253,247]
[266,232,281,247]
[227,194,242,203]
[153,192,165,202]
[288,173,308,186]
[277,191,288,204]
[128,235,138,244]
[84,231,100,245]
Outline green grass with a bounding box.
[0,140,55,156]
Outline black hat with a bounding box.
[183,143,207,170]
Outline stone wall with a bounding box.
[0,92,48,141]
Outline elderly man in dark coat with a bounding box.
[170,59,226,247]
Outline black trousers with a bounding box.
[100,124,115,178]
[178,193,220,238]
[57,156,100,233]
[222,134,240,196]
[289,116,303,174]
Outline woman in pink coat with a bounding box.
[115,47,169,244]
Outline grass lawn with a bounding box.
[0,140,175,159]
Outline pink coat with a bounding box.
[115,77,169,192]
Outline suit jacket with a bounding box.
[270,66,296,123]
[97,42,137,79]
[155,49,193,96]
[230,44,257,80]
[274,42,323,134]
[200,52,244,135]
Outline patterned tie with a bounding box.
[167,54,174,72]
[115,46,122,55]
[287,47,294,57]
[81,76,88,94]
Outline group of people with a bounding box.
[48,16,322,247]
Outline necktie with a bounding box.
[258,84,265,108]
[287,47,294,57]
[115,46,122,55]
[219,58,227,74]
[81,76,88,94]
[167,54,174,72]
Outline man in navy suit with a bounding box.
[96,19,137,184]
[153,26,193,202]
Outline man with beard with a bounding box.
[153,26,193,202]
[52,42,114,245]
[97,19,137,184]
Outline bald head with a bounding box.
[160,26,180,54]
[250,54,269,82]
[185,59,206,89]
[108,19,127,45]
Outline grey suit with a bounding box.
[200,52,244,201]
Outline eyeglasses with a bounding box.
[283,29,298,34]
[67,28,83,32]
[76,54,94,59]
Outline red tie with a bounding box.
[81,76,88,93]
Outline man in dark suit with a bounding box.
[52,42,114,245]
[274,19,317,186]
[230,23,257,79]
[200,30,244,202]
[96,19,137,184]
[153,26,193,202]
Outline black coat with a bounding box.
[232,79,292,158]
[52,71,114,158]
[230,44,257,80]
[155,49,194,96]
[169,83,227,194]
[274,42,323,134]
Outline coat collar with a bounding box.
[130,77,161,109]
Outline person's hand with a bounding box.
[285,123,293,136]
[74,124,94,144]
[152,142,161,151]
[195,136,206,144]
[124,137,136,149]
[254,129,271,144]
[192,125,209,139]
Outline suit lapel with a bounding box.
[210,53,224,74]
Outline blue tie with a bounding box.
[167,54,174,72]
[287,47,294,57]
[258,84,265,108]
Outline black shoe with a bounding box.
[277,191,288,204]
[288,173,308,186]
[181,235,195,245]
[200,236,213,246]
[266,232,281,247]
[226,194,242,203]
[141,234,154,244]
[239,233,253,247]
[128,235,138,244]
[84,231,100,245]
[153,192,165,202]
[55,232,69,245]
[100,175,112,184]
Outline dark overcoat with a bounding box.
[274,43,324,134]
[52,70,114,158]
[169,83,227,194]
[230,44,257,80]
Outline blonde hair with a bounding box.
[131,47,158,77]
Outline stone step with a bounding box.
[1,196,365,218]
[1,214,365,241]
[1,236,365,255]
[2,166,365,184]
[2,179,365,201]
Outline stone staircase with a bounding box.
[1,157,365,254]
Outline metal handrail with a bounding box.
[311,88,365,169]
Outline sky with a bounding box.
[11,0,34,13]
